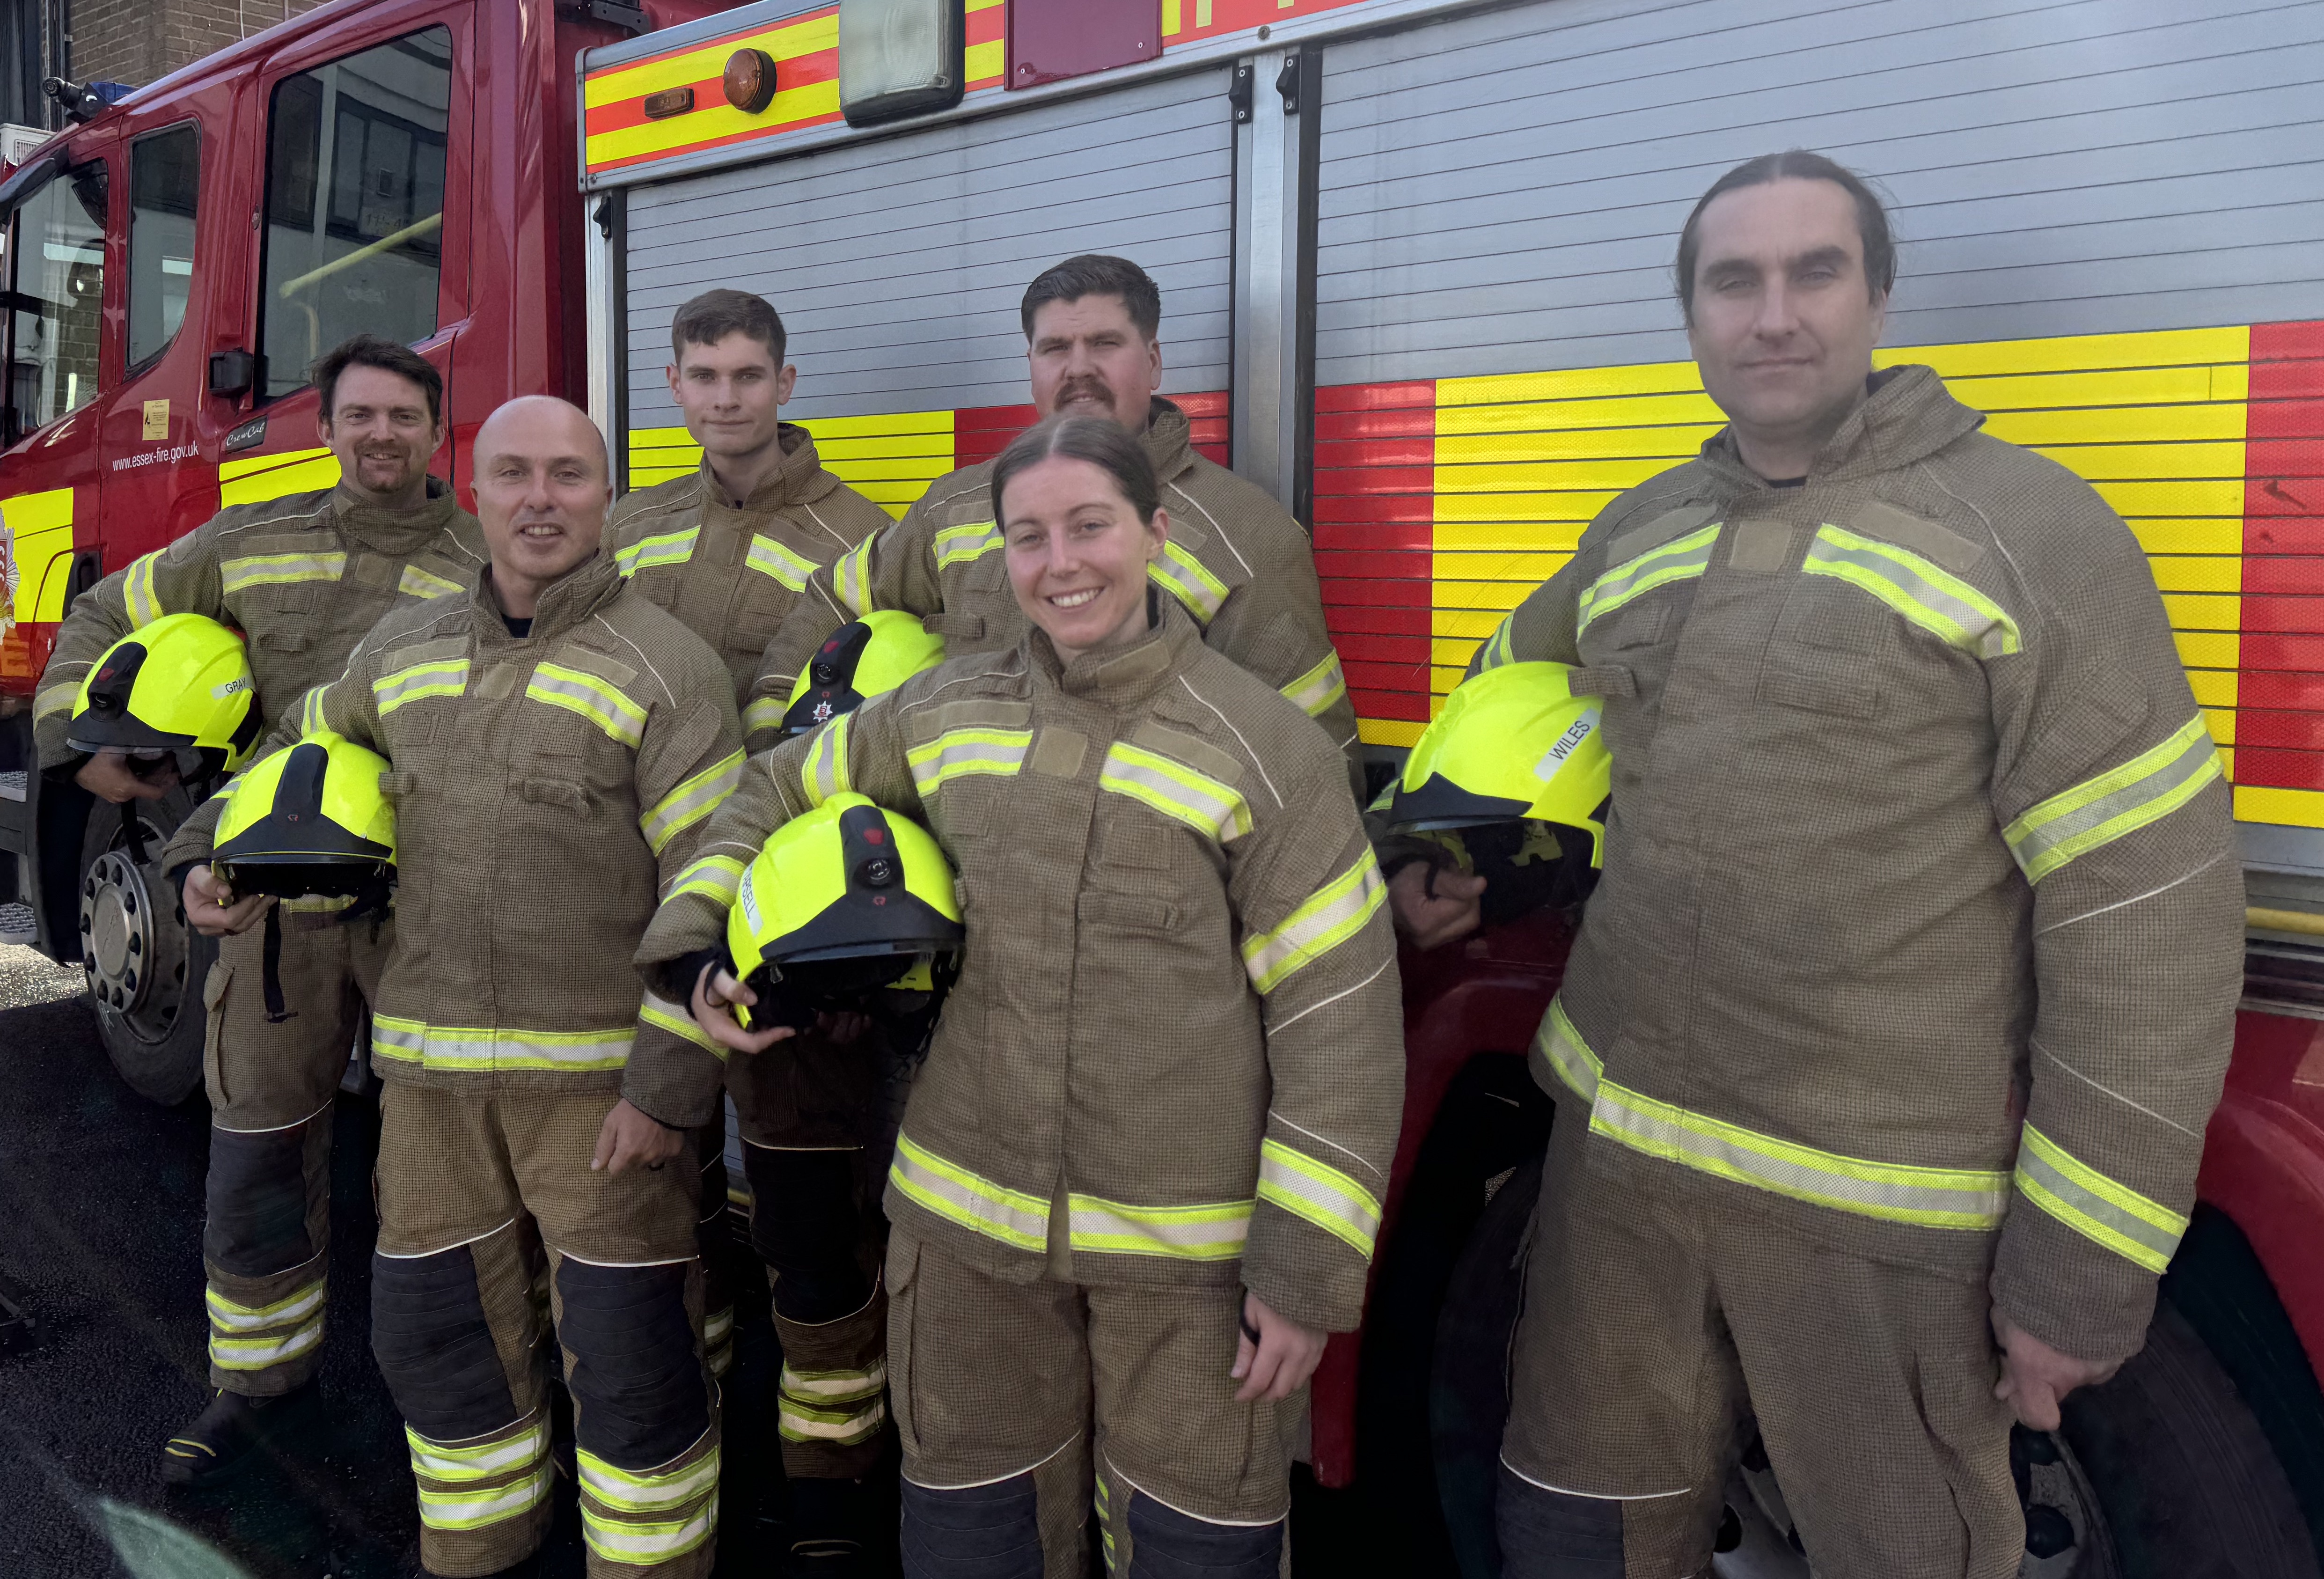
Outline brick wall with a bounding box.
[69,0,330,88]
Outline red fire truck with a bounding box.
[0,0,2319,1573]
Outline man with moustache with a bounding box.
[749,254,1360,788]
[1431,153,2241,1577]
[34,335,486,1484]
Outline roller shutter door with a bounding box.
[621,64,1238,510]
[1305,0,2324,853]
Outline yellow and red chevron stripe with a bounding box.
[1158,0,1373,44]
[1316,322,2324,830]
[626,391,1231,515]
[583,0,1006,177]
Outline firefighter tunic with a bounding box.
[35,480,483,1399]
[1485,366,2243,1576]
[640,601,1403,1546]
[746,398,1361,778]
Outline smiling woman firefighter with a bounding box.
[638,413,1403,1579]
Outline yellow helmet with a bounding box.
[68,612,260,776]
[1392,661,1611,866]
[725,792,962,1030]
[783,610,945,735]
[212,731,396,900]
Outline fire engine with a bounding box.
[0,0,2317,1572]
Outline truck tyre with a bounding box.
[74,784,213,1106]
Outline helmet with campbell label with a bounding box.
[725,792,962,1031]
[212,731,396,900]
[68,612,262,777]
[1391,661,1612,867]
[782,610,945,734]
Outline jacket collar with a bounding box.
[1140,398,1196,485]
[699,422,838,514]
[1030,588,1204,709]
[473,548,623,647]
[1698,364,1983,490]
[332,475,463,556]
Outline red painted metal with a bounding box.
[1005,0,1162,90]
[2197,1011,2324,1382]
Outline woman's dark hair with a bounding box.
[990,414,1161,526]
[1674,150,1897,323]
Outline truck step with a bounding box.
[0,902,34,947]
[0,771,24,803]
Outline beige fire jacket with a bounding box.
[608,422,889,726]
[175,553,746,1128]
[1483,365,2243,1363]
[744,399,1361,777]
[642,602,1403,1332]
[34,480,484,770]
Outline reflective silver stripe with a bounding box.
[889,1132,1048,1252]
[780,1359,887,1401]
[1802,523,2019,658]
[1147,542,1228,621]
[526,662,646,748]
[933,520,1000,569]
[1257,1138,1382,1257]
[369,1015,631,1072]
[2014,1125,2187,1274]
[1575,524,1719,634]
[210,1321,324,1370]
[123,551,164,627]
[639,991,720,1057]
[1241,852,1386,994]
[1589,1081,2009,1231]
[1098,742,1251,842]
[205,1280,324,1333]
[614,526,698,576]
[33,678,79,719]
[640,750,743,854]
[1067,1194,1252,1261]
[398,564,465,599]
[906,727,1031,795]
[416,1464,553,1531]
[408,1416,550,1483]
[2002,716,2221,884]
[577,1444,721,1514]
[777,1395,888,1443]
[372,659,469,715]
[220,551,346,592]
[1281,651,1347,718]
[747,534,819,590]
[1535,998,1601,1102]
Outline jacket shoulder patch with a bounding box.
[1606,502,1721,563]
[1847,498,1985,575]
[550,640,640,693]
[909,697,1034,739]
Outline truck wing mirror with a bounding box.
[208,350,257,398]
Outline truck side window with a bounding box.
[257,25,451,399]
[6,161,108,433]
[128,123,199,370]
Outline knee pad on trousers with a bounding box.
[745,1146,871,1323]
[554,1257,708,1469]
[1496,1464,1625,1579]
[204,1123,317,1276]
[371,1244,520,1441]
[899,1473,1044,1579]
[1122,1492,1282,1579]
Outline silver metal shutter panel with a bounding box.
[623,64,1238,427]
[1314,0,2324,385]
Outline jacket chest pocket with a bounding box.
[726,569,798,659]
[1759,578,1897,721]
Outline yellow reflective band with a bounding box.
[1258,1137,1382,1258]
[640,991,722,1059]
[889,1131,1049,1252]
[1068,1192,1252,1261]
[2003,716,2221,885]
[416,1463,554,1532]
[934,519,1000,570]
[373,657,469,715]
[1588,1081,2010,1230]
[583,1504,718,1565]
[1099,741,1252,843]
[123,551,165,628]
[742,694,788,739]
[407,1415,549,1483]
[832,536,877,616]
[779,1359,887,1402]
[1242,851,1386,994]
[778,1394,888,1444]
[2014,1125,2188,1274]
[577,1442,721,1515]
[298,684,330,734]
[219,551,348,593]
[528,661,647,748]
[1148,541,1229,622]
[803,711,853,806]
[1281,650,1348,719]
[1575,523,1720,635]
[205,1279,324,1334]
[669,852,745,906]
[906,727,1031,795]
[705,1306,735,1348]
[745,532,821,591]
[209,1320,324,1370]
[371,1013,632,1072]
[1803,523,2020,659]
[34,678,80,720]
[614,525,699,577]
[1534,998,1601,1103]
[1477,614,1519,672]
[397,563,465,600]
[642,749,743,854]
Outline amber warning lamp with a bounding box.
[642,86,694,119]
[725,48,778,114]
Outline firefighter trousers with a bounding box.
[886,1225,1301,1579]
[372,1081,720,1579]
[1497,1116,2022,1579]
[198,908,389,1394]
[729,1028,892,1480]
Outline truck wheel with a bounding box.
[75,787,213,1106]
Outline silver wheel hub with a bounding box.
[81,848,157,1012]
